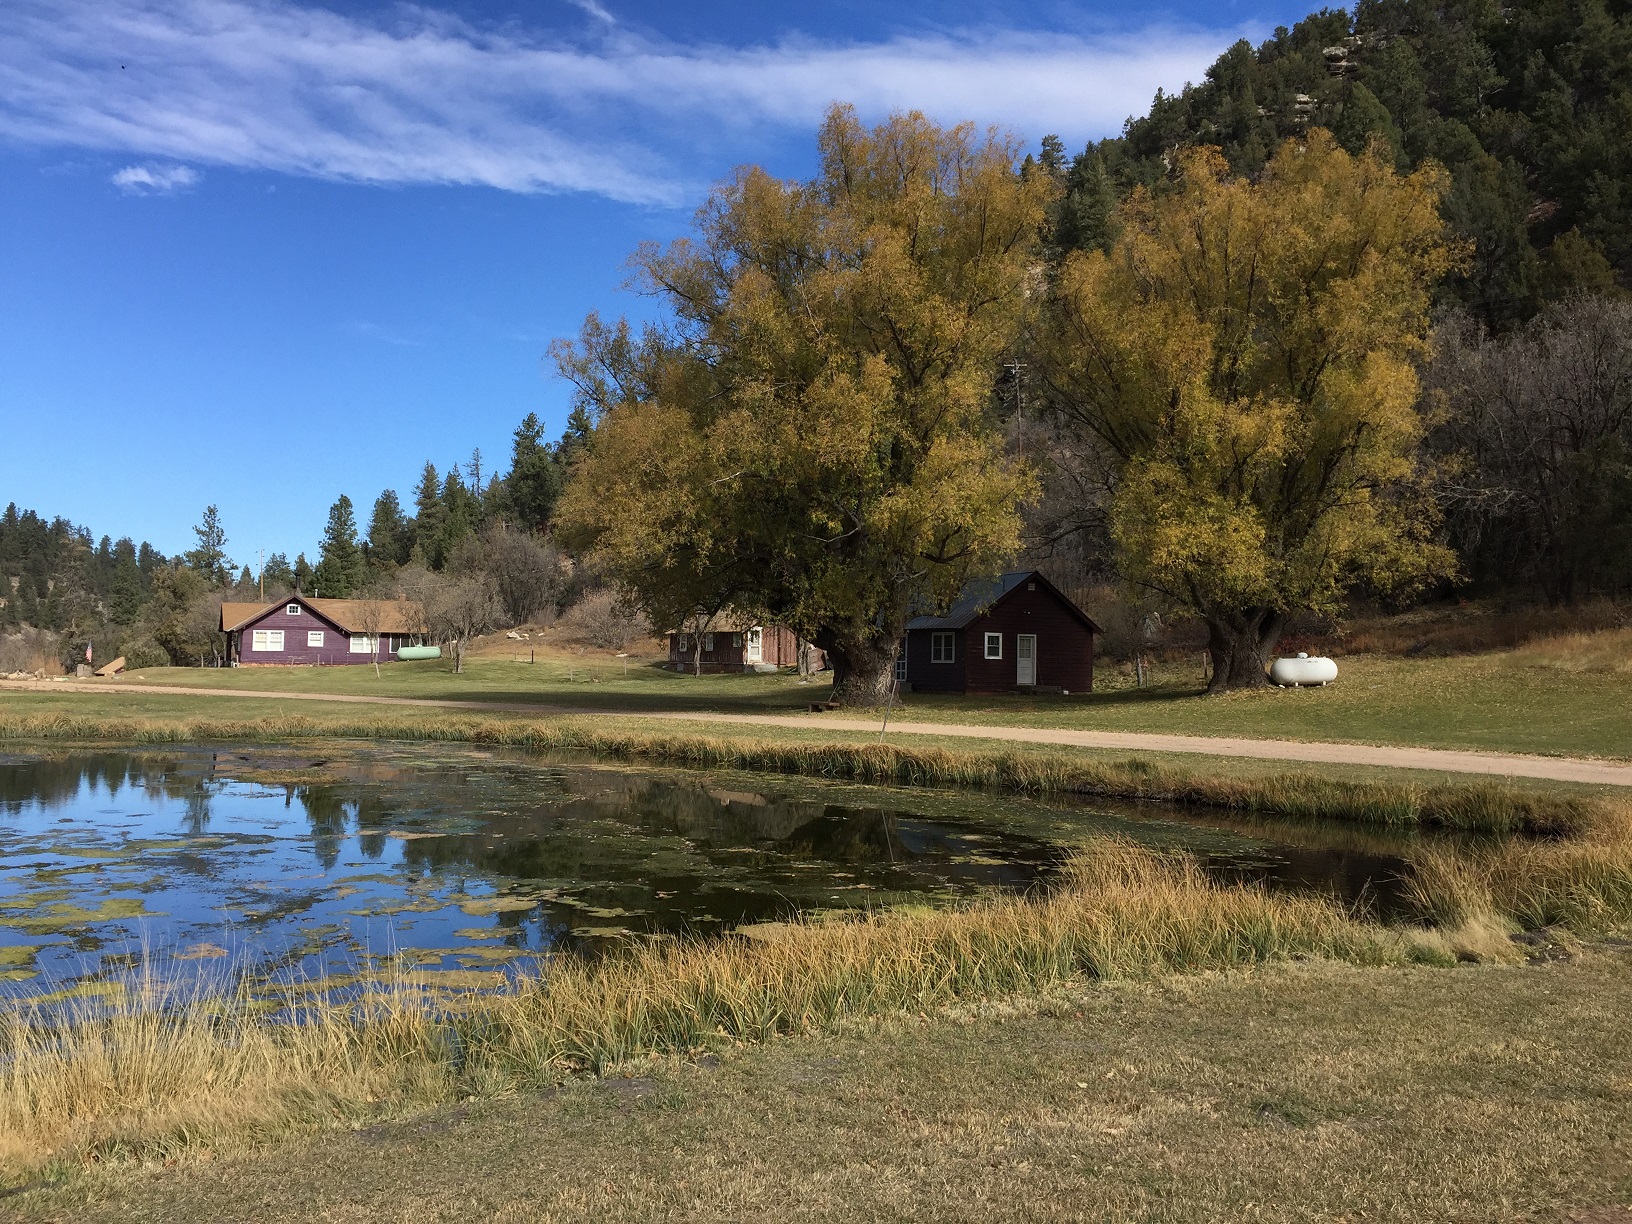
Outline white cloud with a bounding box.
[567,0,617,25]
[110,161,200,193]
[0,0,1242,205]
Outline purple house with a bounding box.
[220,596,427,666]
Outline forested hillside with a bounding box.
[1043,0,1630,325]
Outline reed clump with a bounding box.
[1406,796,1632,935]
[0,840,1436,1179]
[0,711,1607,836]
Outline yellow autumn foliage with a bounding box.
[1039,132,1463,686]
[557,106,1051,700]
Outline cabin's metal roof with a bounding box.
[905,571,1102,633]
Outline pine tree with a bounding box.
[501,412,564,532]
[312,495,365,597]
[367,489,410,567]
[184,505,230,585]
[412,463,446,567]
[293,554,313,593]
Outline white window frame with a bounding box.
[350,634,376,655]
[286,603,301,615]
[703,632,715,652]
[894,650,908,681]
[307,630,324,648]
[251,629,284,652]
[984,632,1003,660]
[931,631,955,664]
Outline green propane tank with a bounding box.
[396,645,442,661]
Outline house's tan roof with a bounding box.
[666,614,763,635]
[221,602,273,633]
[221,597,426,635]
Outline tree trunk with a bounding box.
[1203,610,1285,692]
[453,637,465,674]
[823,634,897,706]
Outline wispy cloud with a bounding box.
[567,0,617,26]
[0,0,1240,204]
[110,161,199,193]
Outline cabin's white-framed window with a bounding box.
[676,634,691,653]
[931,631,955,664]
[286,603,301,615]
[307,631,324,648]
[730,633,742,647]
[703,633,715,652]
[894,649,908,681]
[251,629,284,652]
[984,632,1003,660]
[350,634,376,655]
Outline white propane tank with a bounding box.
[1269,652,1338,687]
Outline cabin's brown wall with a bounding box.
[904,579,1094,694]
[666,625,826,671]
[962,582,1094,693]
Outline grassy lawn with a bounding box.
[13,952,1630,1223]
[34,642,1632,760]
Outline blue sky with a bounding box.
[0,0,1316,566]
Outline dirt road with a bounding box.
[7,679,1632,787]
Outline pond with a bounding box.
[0,746,1433,998]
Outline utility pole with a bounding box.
[258,549,264,600]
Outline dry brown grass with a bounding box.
[1407,793,1632,935]
[1510,625,1632,674]
[0,841,1447,1181]
[1296,599,1629,659]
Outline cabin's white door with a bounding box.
[1016,634,1037,686]
[745,628,764,664]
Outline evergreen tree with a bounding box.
[366,489,410,567]
[184,505,231,585]
[438,467,475,567]
[501,412,564,532]
[261,552,295,593]
[312,495,365,597]
[293,554,314,594]
[412,462,447,567]
[108,538,142,624]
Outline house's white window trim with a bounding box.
[931,631,955,664]
[307,631,324,648]
[984,632,1003,660]
[894,649,908,681]
[286,603,301,615]
[350,634,376,655]
[251,629,284,652]
[703,632,715,652]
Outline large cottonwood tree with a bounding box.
[1036,132,1459,690]
[555,106,1049,703]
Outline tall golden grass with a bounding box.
[1407,794,1632,935]
[0,711,1607,835]
[1,841,1446,1179]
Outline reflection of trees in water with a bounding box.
[0,752,207,815]
[296,786,353,871]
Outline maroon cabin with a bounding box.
[902,571,1099,694]
[221,596,427,666]
[667,620,826,673]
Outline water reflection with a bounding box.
[0,746,1434,998]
